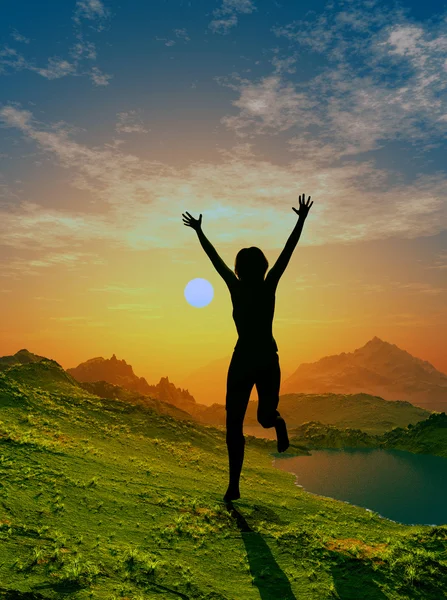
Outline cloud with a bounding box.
[209,0,256,34]
[426,252,447,270]
[33,58,77,80]
[11,29,30,44]
[173,29,190,42]
[267,0,447,154]
[155,28,191,46]
[0,1,111,85]
[0,251,106,279]
[270,50,298,74]
[48,316,109,327]
[115,111,149,134]
[106,303,160,312]
[1,105,446,270]
[89,66,112,86]
[73,0,110,29]
[89,284,157,295]
[217,75,319,136]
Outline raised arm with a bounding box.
[182,211,238,289]
[266,194,313,290]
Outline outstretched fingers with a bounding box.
[299,194,312,205]
[182,213,192,226]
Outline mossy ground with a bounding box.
[1,374,447,599]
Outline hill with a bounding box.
[196,392,432,436]
[282,337,447,412]
[0,350,87,396]
[381,411,447,458]
[1,356,447,597]
[289,412,447,458]
[0,348,49,368]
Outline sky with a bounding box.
[0,0,446,389]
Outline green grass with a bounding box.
[1,369,447,599]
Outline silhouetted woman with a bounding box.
[182,194,313,502]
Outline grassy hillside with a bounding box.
[380,412,447,458]
[1,365,447,599]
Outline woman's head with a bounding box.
[234,247,269,282]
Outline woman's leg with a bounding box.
[224,351,254,501]
[255,352,289,452]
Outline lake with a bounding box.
[274,447,447,525]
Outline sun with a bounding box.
[184,278,214,308]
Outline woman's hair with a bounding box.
[234,247,269,281]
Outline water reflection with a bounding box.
[274,448,447,525]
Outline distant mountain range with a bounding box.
[179,337,447,411]
[2,348,447,459]
[1,348,435,438]
[281,337,447,412]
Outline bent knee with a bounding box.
[258,415,277,428]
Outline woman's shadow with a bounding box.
[225,502,297,600]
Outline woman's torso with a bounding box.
[230,278,278,354]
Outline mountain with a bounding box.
[67,354,156,394]
[67,354,199,415]
[281,337,447,412]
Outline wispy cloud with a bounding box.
[426,252,447,270]
[0,105,446,271]
[89,284,156,294]
[0,0,111,85]
[115,111,149,134]
[48,316,109,327]
[209,0,256,34]
[73,0,110,30]
[11,29,30,44]
[0,250,106,279]
[155,28,191,46]
[217,74,319,136]
[267,0,447,155]
[106,303,160,313]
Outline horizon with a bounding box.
[1,0,446,383]
[4,333,447,395]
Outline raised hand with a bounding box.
[292,194,313,219]
[182,211,202,231]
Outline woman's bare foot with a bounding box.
[275,417,289,453]
[224,486,240,502]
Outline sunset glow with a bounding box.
[0,0,446,387]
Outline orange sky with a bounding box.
[1,229,445,387]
